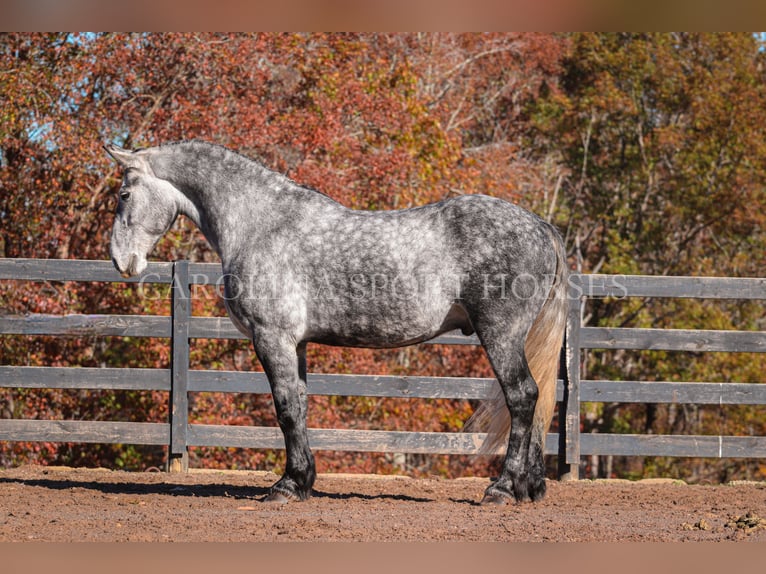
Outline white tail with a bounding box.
[465,226,568,455]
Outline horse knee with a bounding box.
[273,398,302,431]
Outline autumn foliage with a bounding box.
[1,33,765,481]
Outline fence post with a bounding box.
[558,278,583,480]
[168,260,190,472]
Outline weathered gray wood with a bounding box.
[719,436,766,458]
[187,424,559,455]
[187,370,271,393]
[4,258,766,466]
[572,274,766,300]
[188,262,223,285]
[169,260,190,472]
[581,380,766,405]
[296,373,562,401]
[189,317,248,340]
[426,332,481,345]
[188,317,481,345]
[581,327,766,353]
[0,420,169,445]
[0,364,557,402]
[0,258,172,283]
[0,366,170,391]
[188,370,498,399]
[560,289,583,476]
[3,260,762,298]
[0,314,171,338]
[580,433,766,458]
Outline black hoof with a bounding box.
[528,477,547,502]
[481,476,533,505]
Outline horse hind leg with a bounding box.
[523,324,560,502]
[475,321,542,505]
[525,409,551,502]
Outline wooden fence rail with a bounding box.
[1,258,765,478]
[560,274,766,476]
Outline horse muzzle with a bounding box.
[112,253,140,278]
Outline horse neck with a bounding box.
[149,145,276,262]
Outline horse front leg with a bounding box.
[254,338,315,503]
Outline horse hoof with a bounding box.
[480,493,509,506]
[262,491,292,504]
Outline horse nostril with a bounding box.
[112,256,133,278]
[127,254,137,276]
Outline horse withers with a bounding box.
[105,140,568,505]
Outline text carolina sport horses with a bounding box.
[105,140,568,505]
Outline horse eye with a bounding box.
[120,191,131,201]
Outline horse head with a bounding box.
[104,144,181,278]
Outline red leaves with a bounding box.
[6,34,763,480]
[2,33,565,475]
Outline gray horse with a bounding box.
[105,140,568,505]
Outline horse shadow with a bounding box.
[0,475,448,504]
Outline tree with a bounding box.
[529,32,766,480]
[531,33,766,277]
[3,33,563,476]
[2,33,763,482]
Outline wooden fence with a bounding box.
[1,258,765,478]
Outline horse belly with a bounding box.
[306,283,462,348]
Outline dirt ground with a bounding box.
[0,465,765,542]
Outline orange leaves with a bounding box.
[2,33,565,475]
[1,34,752,481]
[3,32,570,264]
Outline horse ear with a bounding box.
[104,144,141,169]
